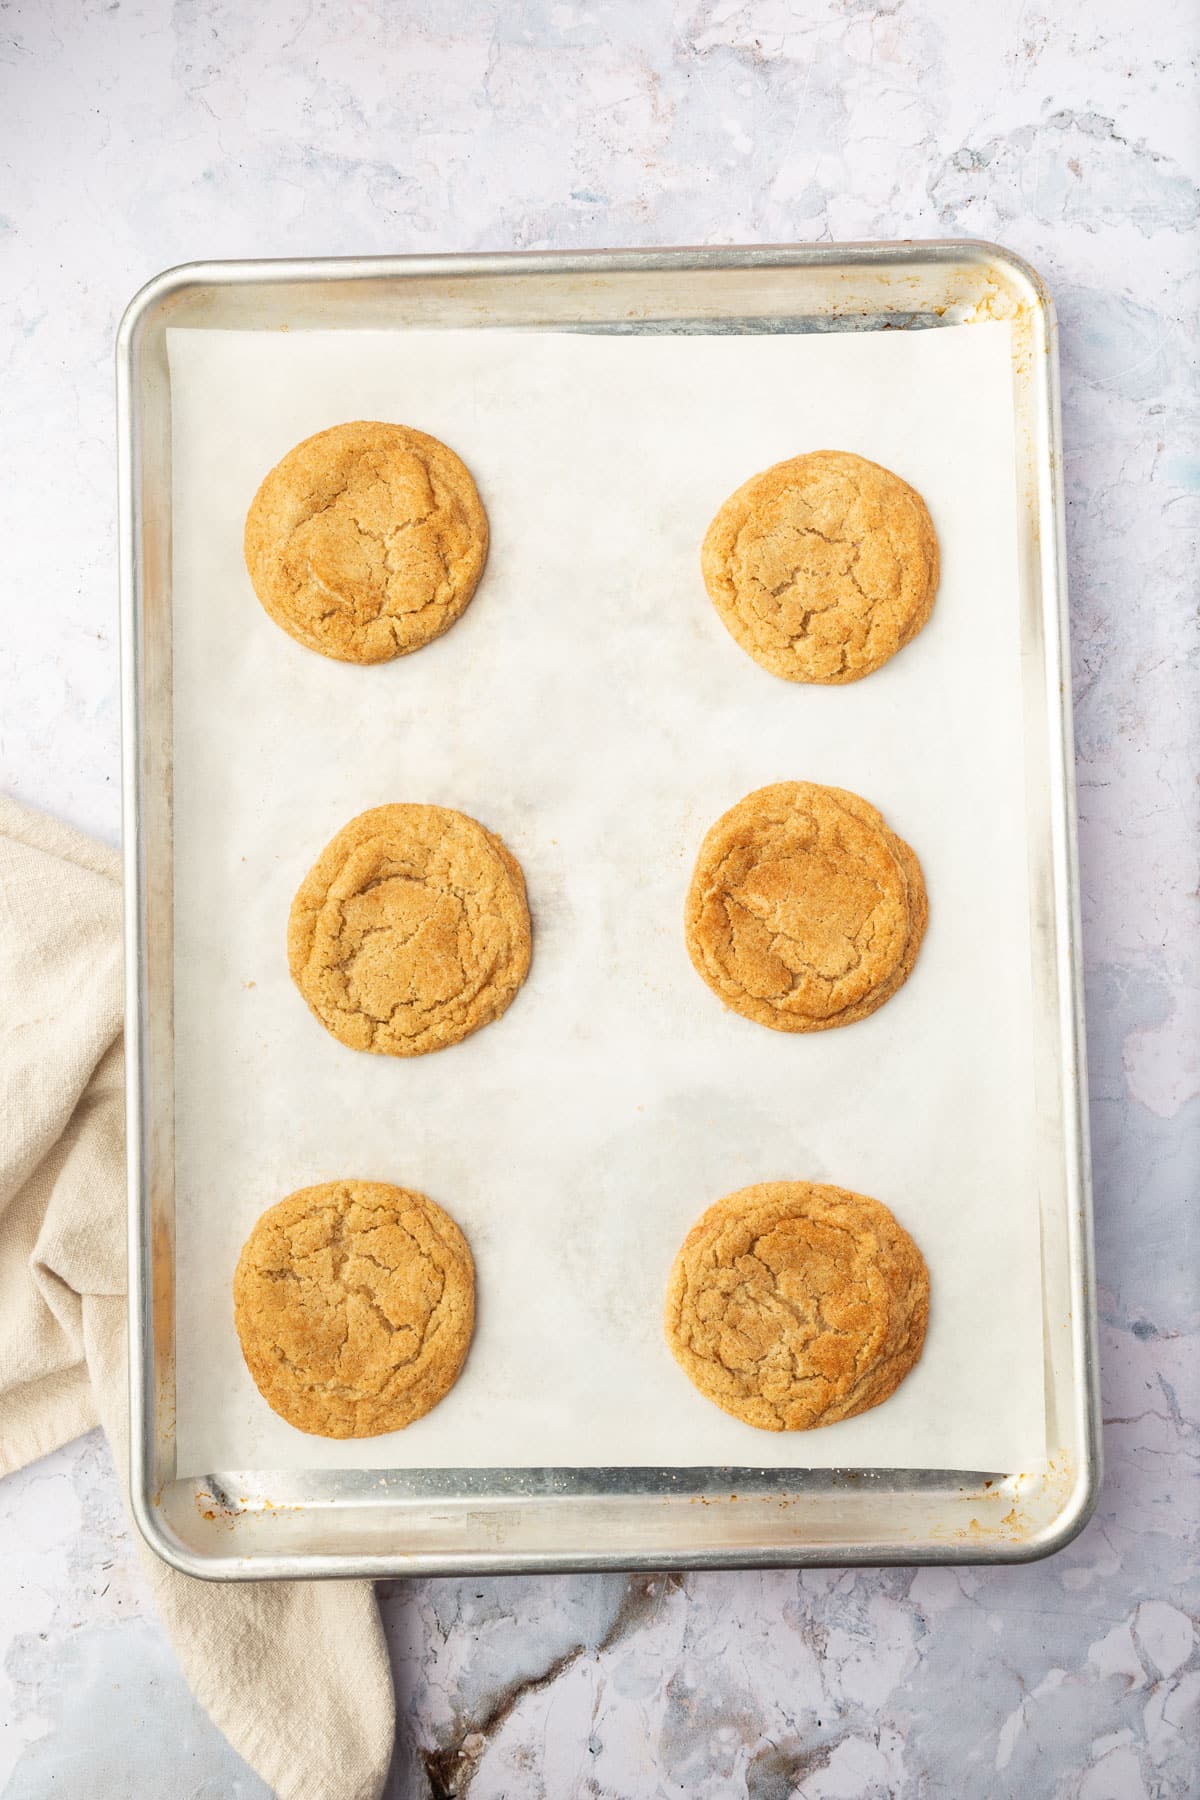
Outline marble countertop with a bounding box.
[2,2,1196,1796]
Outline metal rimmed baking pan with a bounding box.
[119,243,1098,1579]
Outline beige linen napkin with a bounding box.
[0,795,395,1800]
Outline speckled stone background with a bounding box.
[1,3,1197,1797]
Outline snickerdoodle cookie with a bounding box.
[288,804,531,1057]
[701,450,938,683]
[234,1180,474,1438]
[665,1181,929,1431]
[244,421,488,663]
[684,782,926,1032]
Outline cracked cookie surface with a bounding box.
[244,420,488,663]
[665,1181,929,1431]
[234,1179,475,1438]
[702,450,938,683]
[288,803,532,1057]
[684,782,927,1032]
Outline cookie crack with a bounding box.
[719,844,886,992]
[682,1221,888,1398]
[339,1280,433,1371]
[382,542,453,621]
[258,1209,448,1398]
[764,546,894,654]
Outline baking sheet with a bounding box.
[168,321,1044,1476]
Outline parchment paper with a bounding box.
[168,321,1044,1475]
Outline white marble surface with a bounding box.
[1,2,1197,1796]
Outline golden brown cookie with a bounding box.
[288,804,532,1057]
[701,450,938,683]
[244,421,489,663]
[684,782,927,1032]
[665,1181,929,1431]
[234,1180,474,1438]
